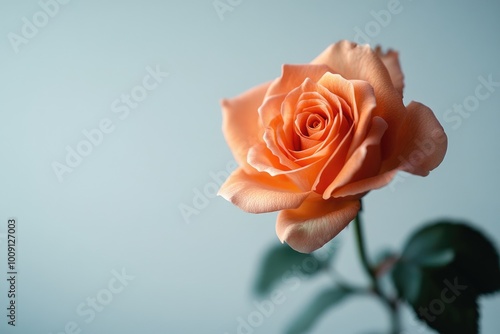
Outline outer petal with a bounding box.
[386,101,448,176]
[218,168,310,213]
[276,197,361,253]
[312,41,395,95]
[221,81,271,172]
[374,46,404,96]
[332,102,448,197]
[333,102,447,198]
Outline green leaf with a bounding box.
[285,287,353,334]
[254,243,326,295]
[392,262,422,304]
[394,263,479,333]
[415,249,455,267]
[392,220,500,334]
[402,221,500,294]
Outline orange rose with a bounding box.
[218,41,447,253]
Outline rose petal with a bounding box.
[257,77,347,170]
[332,102,447,197]
[324,116,388,198]
[388,101,448,176]
[248,142,325,191]
[221,81,271,172]
[375,46,404,96]
[312,124,354,194]
[316,73,377,157]
[258,93,285,128]
[218,168,310,213]
[276,198,361,253]
[312,41,395,95]
[331,169,399,198]
[247,141,295,174]
[312,41,407,158]
[265,64,332,98]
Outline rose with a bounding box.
[218,40,447,253]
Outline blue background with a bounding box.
[1,0,499,333]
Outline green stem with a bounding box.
[353,213,377,287]
[353,209,401,334]
[389,303,401,334]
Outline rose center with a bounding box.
[307,114,325,134]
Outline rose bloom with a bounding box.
[218,41,447,253]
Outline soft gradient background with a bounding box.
[1,0,499,333]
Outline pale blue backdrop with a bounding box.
[0,0,499,333]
